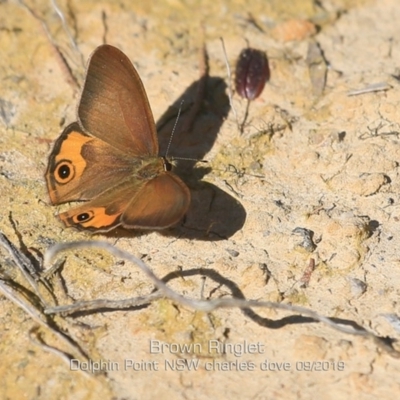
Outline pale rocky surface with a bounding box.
[1,0,400,399]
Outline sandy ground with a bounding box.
[1,0,400,398]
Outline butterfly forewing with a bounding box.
[46,123,141,204]
[78,45,158,157]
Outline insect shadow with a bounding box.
[108,76,246,241]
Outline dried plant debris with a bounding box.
[1,229,400,369]
[42,239,400,358]
[0,231,94,375]
[347,82,392,96]
[233,47,270,134]
[235,48,270,101]
[306,41,328,96]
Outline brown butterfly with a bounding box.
[45,45,190,232]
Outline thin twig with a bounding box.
[0,278,88,361]
[347,82,392,96]
[0,232,91,365]
[0,232,43,301]
[220,37,239,125]
[46,291,164,314]
[19,0,79,90]
[51,0,79,52]
[44,240,400,357]
[29,326,93,377]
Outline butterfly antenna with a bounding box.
[165,100,208,164]
[165,100,184,159]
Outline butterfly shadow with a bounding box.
[108,76,246,241]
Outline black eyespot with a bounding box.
[54,160,75,184]
[71,210,94,226]
[59,165,70,178]
[77,213,90,222]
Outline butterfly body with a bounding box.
[45,45,190,232]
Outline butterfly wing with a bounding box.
[58,172,190,231]
[122,172,190,229]
[45,123,138,204]
[78,44,158,156]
